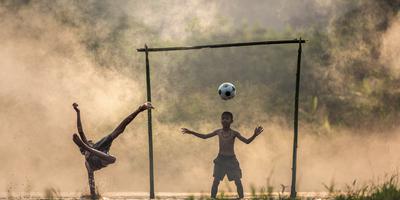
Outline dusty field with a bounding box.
[0,192,330,199]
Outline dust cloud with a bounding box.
[0,0,399,195]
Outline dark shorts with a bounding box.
[213,154,242,181]
[87,134,115,171]
[93,134,114,153]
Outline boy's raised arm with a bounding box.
[236,126,264,144]
[181,128,218,139]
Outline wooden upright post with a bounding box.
[290,39,302,199]
[145,44,155,199]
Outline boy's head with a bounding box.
[221,111,233,128]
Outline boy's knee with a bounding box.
[212,178,220,185]
[234,179,242,186]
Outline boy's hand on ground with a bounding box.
[181,128,192,134]
[139,102,154,112]
[72,103,79,112]
[254,126,264,136]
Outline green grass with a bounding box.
[327,175,400,200]
[5,175,400,200]
[185,176,400,200]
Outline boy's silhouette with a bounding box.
[181,111,263,199]
[72,102,154,198]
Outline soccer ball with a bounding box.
[218,82,236,100]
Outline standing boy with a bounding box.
[181,111,263,199]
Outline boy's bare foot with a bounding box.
[139,102,154,112]
[181,128,192,134]
[72,103,79,112]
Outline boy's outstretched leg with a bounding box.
[109,102,154,140]
[211,178,220,198]
[234,179,244,199]
[72,103,90,145]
